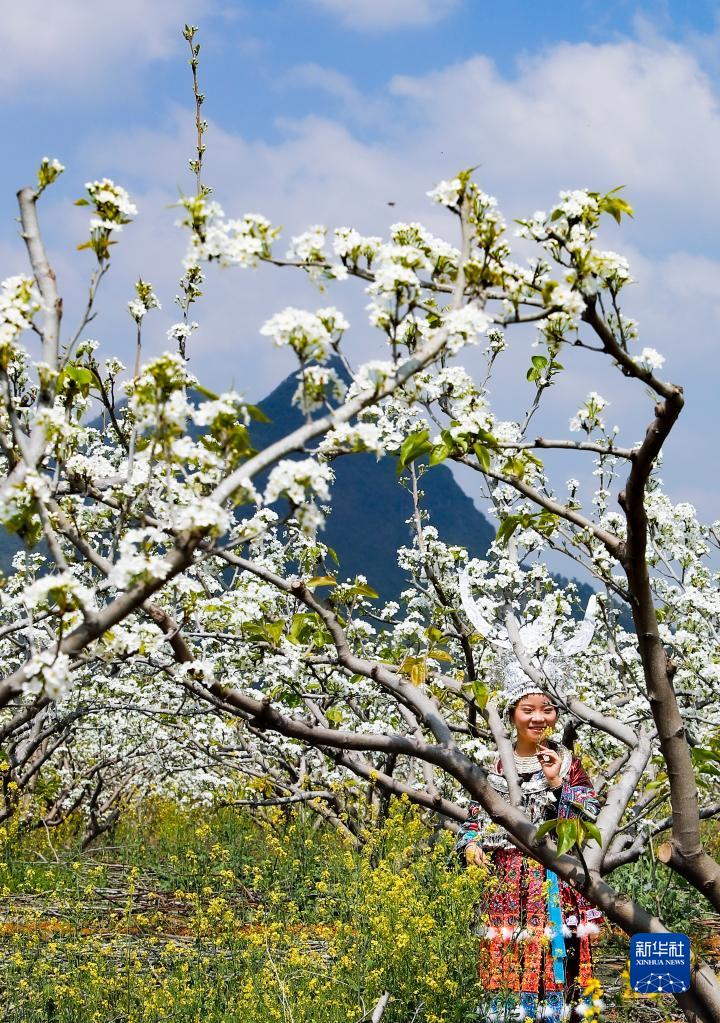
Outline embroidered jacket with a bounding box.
[455,745,600,854]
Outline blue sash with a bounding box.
[546,869,566,983]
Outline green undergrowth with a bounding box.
[0,798,715,1022]
[0,797,487,1022]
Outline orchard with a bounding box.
[1,24,718,1023]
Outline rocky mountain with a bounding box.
[0,366,595,611]
[248,368,496,601]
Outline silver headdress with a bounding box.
[458,569,597,707]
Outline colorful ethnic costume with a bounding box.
[455,745,603,1022]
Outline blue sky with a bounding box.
[1,0,718,523]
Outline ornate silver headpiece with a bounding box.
[458,569,597,707]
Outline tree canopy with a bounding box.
[1,31,719,1022]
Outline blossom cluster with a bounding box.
[128,278,161,323]
[0,275,40,357]
[569,392,609,434]
[3,159,716,898]
[36,156,65,195]
[180,196,279,267]
[260,306,349,363]
[81,178,138,233]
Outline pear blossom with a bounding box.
[292,365,346,413]
[127,278,161,323]
[24,650,74,700]
[36,156,64,195]
[260,306,348,363]
[287,225,327,263]
[0,275,41,349]
[569,392,608,434]
[21,573,92,613]
[83,178,137,232]
[175,497,231,536]
[441,305,493,354]
[333,226,382,267]
[427,177,463,208]
[167,321,198,343]
[264,458,333,506]
[635,346,665,371]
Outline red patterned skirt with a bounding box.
[478,848,596,995]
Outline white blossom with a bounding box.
[635,346,665,371]
[427,177,462,207]
[260,306,348,363]
[264,459,333,506]
[167,321,198,343]
[287,225,327,263]
[569,392,608,434]
[25,650,74,700]
[84,178,137,231]
[441,305,493,354]
[175,498,231,536]
[292,365,346,413]
[0,275,41,348]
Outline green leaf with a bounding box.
[326,546,340,565]
[399,655,426,685]
[535,818,559,841]
[535,512,558,538]
[281,692,302,708]
[264,621,284,647]
[241,620,284,648]
[306,575,337,589]
[427,648,453,663]
[475,428,499,451]
[64,365,94,385]
[397,428,432,474]
[582,820,603,846]
[497,515,521,546]
[325,707,343,726]
[555,819,579,856]
[410,663,426,685]
[471,680,489,709]
[246,403,271,423]
[473,443,491,472]
[60,364,96,397]
[531,355,548,369]
[429,442,452,467]
[194,384,220,400]
[352,583,379,599]
[598,187,634,224]
[502,456,526,479]
[288,613,318,645]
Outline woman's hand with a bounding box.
[536,745,562,788]
[465,841,490,867]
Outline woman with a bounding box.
[455,684,603,1022]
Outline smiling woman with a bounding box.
[456,683,603,1022]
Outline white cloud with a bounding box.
[389,38,720,220]
[309,0,459,30]
[281,63,361,105]
[0,0,214,93]
[275,64,391,131]
[13,29,720,522]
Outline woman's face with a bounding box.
[511,693,558,745]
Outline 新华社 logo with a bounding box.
[630,933,691,993]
